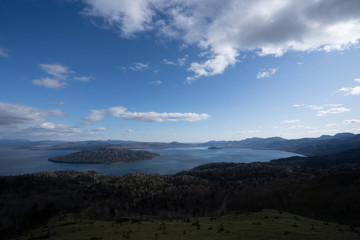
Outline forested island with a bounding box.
[48,148,159,165]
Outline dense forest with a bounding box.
[48,148,159,164]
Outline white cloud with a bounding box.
[283,119,300,124]
[33,64,91,89]
[83,105,210,124]
[150,80,162,85]
[32,78,67,89]
[27,122,83,136]
[39,63,73,79]
[108,106,127,117]
[121,111,210,122]
[82,109,107,124]
[163,56,188,66]
[293,104,324,110]
[92,127,107,131]
[326,123,336,127]
[80,0,360,80]
[0,47,9,57]
[127,129,135,133]
[237,129,261,134]
[293,104,305,107]
[344,119,360,124]
[257,68,277,79]
[0,102,66,126]
[323,104,342,107]
[39,122,56,129]
[317,107,351,116]
[294,103,350,117]
[354,78,360,83]
[129,62,149,71]
[73,76,93,82]
[339,86,360,95]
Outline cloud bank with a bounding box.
[81,0,360,80]
[83,106,210,124]
[0,102,65,126]
[293,103,351,117]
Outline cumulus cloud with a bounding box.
[82,106,210,124]
[32,78,67,89]
[354,78,360,83]
[339,86,360,95]
[316,107,351,116]
[0,47,9,57]
[0,102,66,126]
[257,68,277,79]
[80,0,360,80]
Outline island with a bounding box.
[48,147,160,165]
[208,146,223,150]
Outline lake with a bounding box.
[0,147,304,176]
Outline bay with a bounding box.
[0,147,304,176]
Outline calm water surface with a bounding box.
[0,147,304,176]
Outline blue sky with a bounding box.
[0,0,360,142]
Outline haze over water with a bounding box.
[0,147,304,176]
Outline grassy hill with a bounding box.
[16,210,360,240]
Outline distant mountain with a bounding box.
[48,148,160,165]
[206,133,360,156]
[0,139,66,148]
[1,132,360,156]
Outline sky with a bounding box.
[0,0,360,142]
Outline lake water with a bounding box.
[0,147,304,176]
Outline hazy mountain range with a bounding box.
[1,132,360,156]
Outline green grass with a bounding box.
[14,209,360,240]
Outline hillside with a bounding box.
[2,146,360,238]
[270,147,360,169]
[17,210,360,240]
[48,148,160,164]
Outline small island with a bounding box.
[48,148,160,165]
[208,146,223,150]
